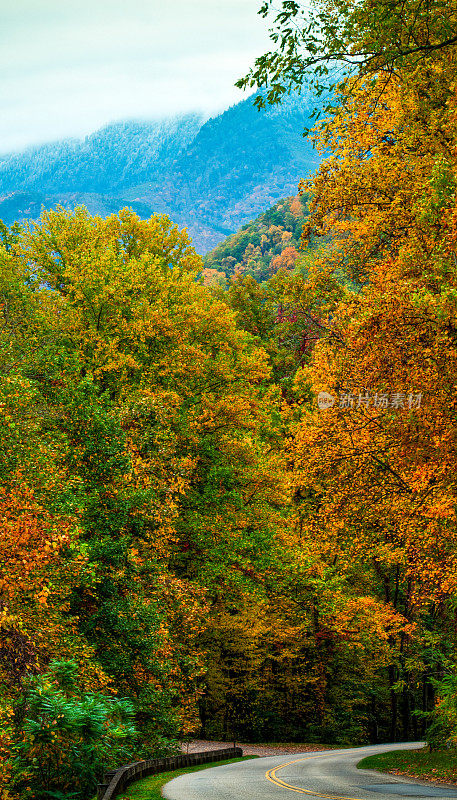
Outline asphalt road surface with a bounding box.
[163,742,457,800]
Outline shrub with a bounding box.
[422,672,457,751]
[9,660,138,800]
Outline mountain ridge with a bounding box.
[0,92,322,253]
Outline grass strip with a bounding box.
[357,748,457,785]
[103,755,257,800]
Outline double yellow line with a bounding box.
[265,753,365,799]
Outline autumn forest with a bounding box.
[2,0,457,797]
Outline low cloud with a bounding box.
[0,0,270,153]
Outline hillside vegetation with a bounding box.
[203,194,310,283]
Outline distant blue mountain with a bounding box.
[0,92,323,253]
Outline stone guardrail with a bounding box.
[97,746,243,800]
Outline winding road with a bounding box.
[163,742,457,800]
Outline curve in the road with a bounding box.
[163,742,457,800]
[266,753,369,798]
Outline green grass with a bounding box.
[101,755,257,800]
[357,748,457,784]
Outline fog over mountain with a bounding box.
[0,92,322,253]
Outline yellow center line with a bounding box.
[265,753,368,799]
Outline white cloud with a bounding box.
[0,0,270,152]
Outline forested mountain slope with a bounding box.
[0,93,321,252]
[203,193,310,283]
[0,115,204,195]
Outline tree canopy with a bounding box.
[237,0,457,111]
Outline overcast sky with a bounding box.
[0,0,271,154]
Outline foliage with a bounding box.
[9,660,137,800]
[0,205,288,796]
[262,0,457,746]
[421,673,457,750]
[204,194,310,282]
[237,0,457,112]
[229,0,457,749]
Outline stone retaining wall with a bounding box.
[97,746,243,800]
